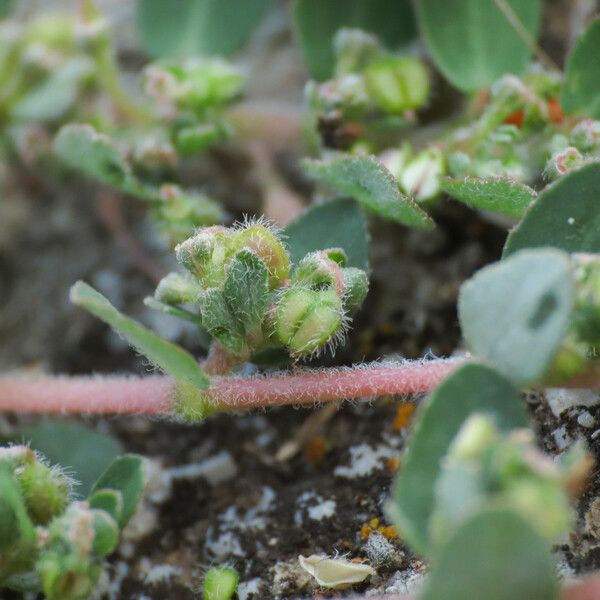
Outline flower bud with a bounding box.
[379,143,411,179]
[233,224,290,289]
[400,147,445,202]
[292,251,345,295]
[544,146,584,180]
[570,119,600,154]
[275,287,344,355]
[175,226,231,285]
[17,460,70,526]
[342,267,369,315]
[155,272,200,305]
[37,503,102,600]
[364,56,430,114]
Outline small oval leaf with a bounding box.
[136,0,270,58]
[442,176,535,218]
[504,163,600,256]
[561,18,600,119]
[284,198,369,271]
[415,0,541,91]
[389,363,528,556]
[421,508,558,600]
[303,155,434,229]
[459,249,574,386]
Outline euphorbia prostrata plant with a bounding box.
[2,1,600,599]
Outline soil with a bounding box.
[1,1,600,599]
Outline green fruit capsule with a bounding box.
[203,565,239,600]
[155,272,200,305]
[175,226,231,285]
[17,461,70,526]
[275,287,344,355]
[365,56,430,114]
[234,224,290,289]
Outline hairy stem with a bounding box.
[0,358,462,416]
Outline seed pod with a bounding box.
[364,56,430,114]
[570,119,600,154]
[155,272,200,305]
[544,147,584,180]
[17,460,70,526]
[275,287,344,355]
[233,224,290,289]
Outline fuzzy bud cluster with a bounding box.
[430,414,589,549]
[0,447,144,600]
[159,222,369,360]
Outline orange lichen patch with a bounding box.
[360,519,399,540]
[303,436,328,466]
[504,109,524,128]
[379,525,398,540]
[547,98,564,124]
[393,402,415,431]
[387,457,400,472]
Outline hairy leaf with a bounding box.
[415,0,541,91]
[284,198,369,271]
[20,422,121,498]
[136,0,270,58]
[223,250,270,335]
[54,124,157,202]
[504,163,600,256]
[442,176,535,218]
[459,249,574,386]
[303,156,433,229]
[0,464,34,549]
[389,363,527,557]
[422,508,557,600]
[561,18,600,118]
[71,281,209,389]
[293,0,416,80]
[11,58,93,123]
[90,455,145,529]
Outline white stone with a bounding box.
[545,388,600,417]
[334,443,397,478]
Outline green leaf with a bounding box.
[70,281,209,389]
[0,0,13,17]
[561,18,600,118]
[223,250,270,334]
[284,198,369,271]
[20,422,121,498]
[415,0,541,91]
[388,363,527,556]
[293,0,416,80]
[459,249,574,386]
[504,163,600,256]
[0,464,34,549]
[53,124,156,202]
[11,58,93,123]
[203,566,239,600]
[303,155,434,229]
[91,510,119,556]
[136,0,271,58]
[54,124,131,187]
[421,508,558,600]
[442,176,535,218]
[89,489,124,524]
[90,455,145,529]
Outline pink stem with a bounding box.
[209,359,462,410]
[0,359,462,415]
[0,375,172,415]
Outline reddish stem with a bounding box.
[0,376,172,415]
[0,359,461,416]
